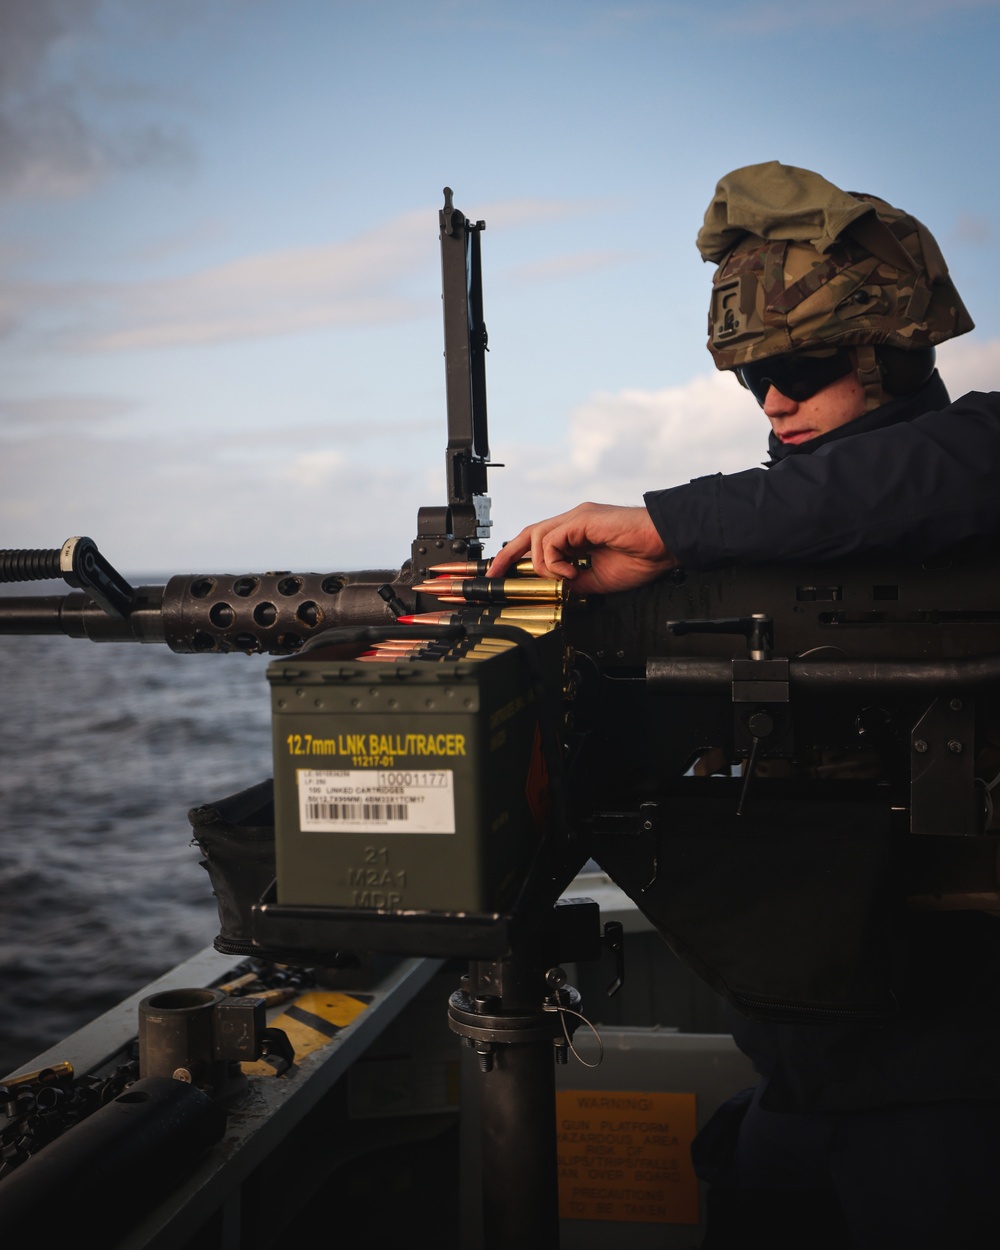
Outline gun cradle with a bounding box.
[558,553,1000,1024]
[563,553,1000,822]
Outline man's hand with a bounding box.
[486,502,679,594]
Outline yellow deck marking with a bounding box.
[242,990,373,1073]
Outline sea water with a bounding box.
[0,594,275,1076]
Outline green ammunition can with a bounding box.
[267,632,562,914]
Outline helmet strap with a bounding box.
[854,344,884,412]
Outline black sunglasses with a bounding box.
[737,349,854,405]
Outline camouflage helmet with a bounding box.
[697,162,974,408]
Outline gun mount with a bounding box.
[3,188,1000,1248]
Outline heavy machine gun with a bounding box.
[3,189,1000,1248]
[0,185,493,653]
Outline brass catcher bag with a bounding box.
[591,785,907,1025]
[591,776,1000,1026]
[188,778,280,959]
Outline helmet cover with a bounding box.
[698,162,974,379]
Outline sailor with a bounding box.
[488,162,1000,1248]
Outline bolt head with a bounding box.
[747,711,774,737]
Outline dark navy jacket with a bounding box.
[643,373,1000,1112]
[644,375,1000,570]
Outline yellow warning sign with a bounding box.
[555,1089,699,1225]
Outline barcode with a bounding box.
[306,801,409,822]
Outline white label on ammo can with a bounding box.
[297,769,456,833]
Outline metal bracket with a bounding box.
[910,696,979,835]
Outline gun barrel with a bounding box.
[0,596,85,635]
[0,569,408,654]
[0,590,167,641]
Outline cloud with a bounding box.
[477,196,623,229]
[0,1,101,93]
[0,92,106,199]
[0,0,104,196]
[0,299,17,341]
[0,392,139,430]
[132,219,227,264]
[935,336,1000,395]
[489,369,765,537]
[282,449,345,489]
[0,209,431,352]
[2,196,621,353]
[227,417,439,449]
[0,417,426,573]
[0,0,193,199]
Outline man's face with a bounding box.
[762,371,867,446]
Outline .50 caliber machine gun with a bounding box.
[3,188,1000,1248]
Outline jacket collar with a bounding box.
[765,371,952,464]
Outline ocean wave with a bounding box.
[0,633,270,1075]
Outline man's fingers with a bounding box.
[486,533,531,578]
[538,531,581,580]
[487,503,675,595]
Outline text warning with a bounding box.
[555,1089,698,1224]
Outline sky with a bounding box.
[2,0,999,579]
